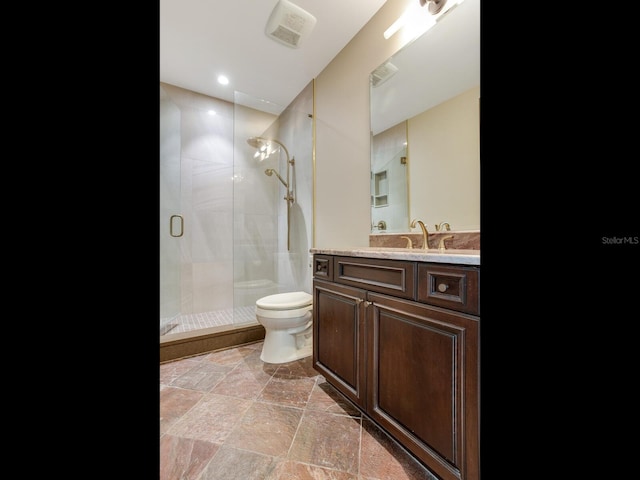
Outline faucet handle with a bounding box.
[438,235,454,252]
[372,220,386,231]
[400,236,413,249]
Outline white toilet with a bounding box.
[255,291,313,364]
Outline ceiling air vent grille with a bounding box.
[371,62,399,87]
[265,0,317,49]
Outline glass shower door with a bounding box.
[160,85,182,335]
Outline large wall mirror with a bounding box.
[370,0,480,234]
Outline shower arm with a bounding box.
[266,169,289,189]
[248,137,295,198]
[268,139,292,166]
[259,140,294,205]
[267,137,295,164]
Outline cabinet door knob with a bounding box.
[437,283,449,292]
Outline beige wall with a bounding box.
[314,0,413,248]
[408,86,480,231]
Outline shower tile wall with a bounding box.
[272,82,314,295]
[233,82,315,301]
[232,102,280,299]
[160,81,314,324]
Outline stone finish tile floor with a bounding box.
[160,341,439,480]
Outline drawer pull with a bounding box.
[437,283,449,293]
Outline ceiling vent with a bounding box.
[265,0,317,49]
[371,62,399,87]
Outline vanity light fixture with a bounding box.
[383,0,464,40]
[420,0,447,14]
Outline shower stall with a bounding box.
[159,81,313,351]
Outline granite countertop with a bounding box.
[310,247,480,266]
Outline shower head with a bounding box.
[264,168,289,189]
[246,136,265,149]
[246,136,291,163]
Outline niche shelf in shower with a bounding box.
[372,170,388,207]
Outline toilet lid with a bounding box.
[256,291,312,310]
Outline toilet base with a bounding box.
[260,322,312,364]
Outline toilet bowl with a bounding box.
[255,291,313,364]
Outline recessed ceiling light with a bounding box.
[217,75,229,85]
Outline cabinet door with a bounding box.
[366,292,479,480]
[313,279,367,409]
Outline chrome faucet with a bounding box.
[410,219,430,250]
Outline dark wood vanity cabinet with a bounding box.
[312,279,367,409]
[312,254,480,480]
[367,293,479,480]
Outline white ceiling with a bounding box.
[160,0,388,114]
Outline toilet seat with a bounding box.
[256,291,312,310]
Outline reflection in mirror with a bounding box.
[371,121,409,233]
[370,0,480,234]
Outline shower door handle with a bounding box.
[170,215,184,237]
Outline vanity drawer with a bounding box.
[417,264,479,315]
[313,254,334,281]
[334,256,416,299]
